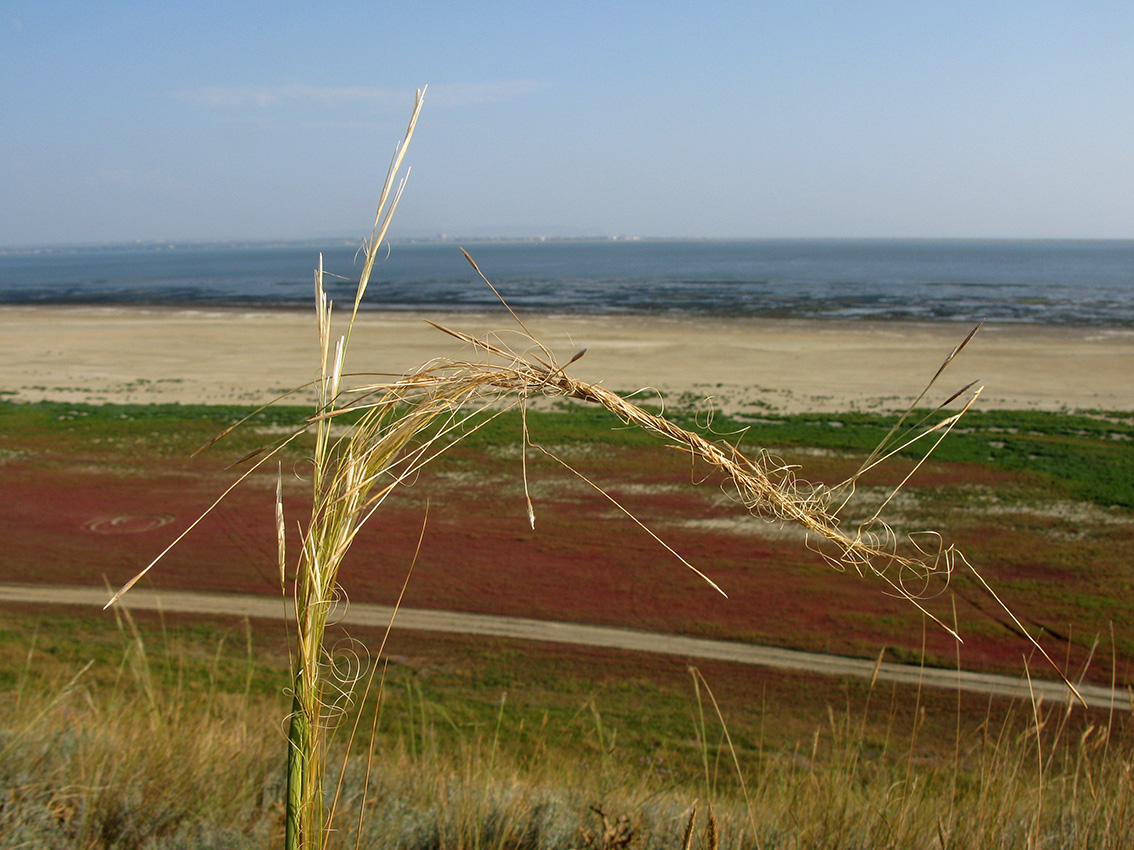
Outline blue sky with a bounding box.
[2,1,1132,245]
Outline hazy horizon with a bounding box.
[3,2,1132,247]
[6,233,1134,255]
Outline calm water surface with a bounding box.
[2,239,1132,325]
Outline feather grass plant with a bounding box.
[283,89,426,850]
[104,85,1083,849]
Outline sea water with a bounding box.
[1,239,1131,325]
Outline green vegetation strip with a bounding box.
[3,400,1132,508]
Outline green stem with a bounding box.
[285,682,308,850]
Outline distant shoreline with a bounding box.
[5,234,1134,256]
[4,296,1133,328]
[6,304,1131,414]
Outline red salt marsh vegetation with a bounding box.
[3,400,1130,687]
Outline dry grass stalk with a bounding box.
[103,84,1083,850]
[283,88,426,850]
[332,321,1003,643]
[317,245,1077,698]
[681,804,697,850]
[111,240,1076,843]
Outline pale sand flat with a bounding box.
[2,305,1130,413]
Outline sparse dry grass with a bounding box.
[2,620,1131,849]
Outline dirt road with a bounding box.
[2,584,1127,711]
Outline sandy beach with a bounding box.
[1,305,1130,413]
